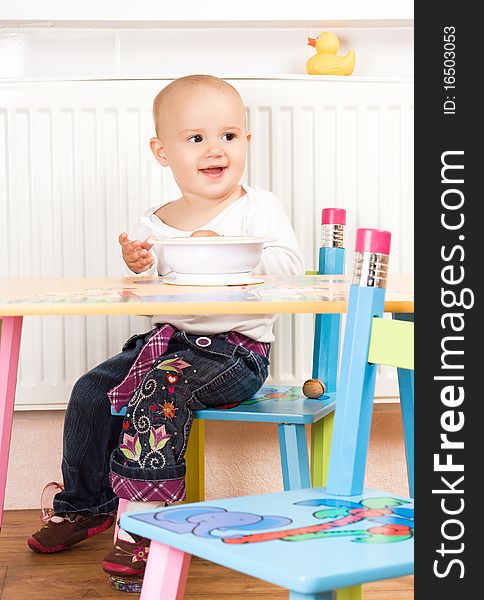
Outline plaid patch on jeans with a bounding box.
[110,472,186,503]
[225,332,270,359]
[108,324,176,413]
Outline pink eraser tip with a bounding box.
[322,208,346,225]
[355,228,391,254]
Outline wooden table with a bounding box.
[0,274,413,526]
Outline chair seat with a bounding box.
[120,486,414,594]
[195,386,336,424]
[112,385,336,424]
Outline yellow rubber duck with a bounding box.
[306,32,355,76]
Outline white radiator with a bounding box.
[0,78,413,409]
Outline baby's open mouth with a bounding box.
[200,166,227,178]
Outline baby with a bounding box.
[27,75,304,588]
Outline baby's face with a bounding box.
[152,87,250,201]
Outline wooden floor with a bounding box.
[0,510,413,599]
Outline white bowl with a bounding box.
[153,236,266,279]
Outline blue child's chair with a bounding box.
[120,227,415,600]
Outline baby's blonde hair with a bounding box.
[152,75,245,138]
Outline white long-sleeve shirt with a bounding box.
[126,184,305,342]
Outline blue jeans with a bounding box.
[54,329,269,515]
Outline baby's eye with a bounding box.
[221,132,236,142]
[187,135,203,143]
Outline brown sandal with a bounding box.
[102,534,151,576]
[27,512,115,553]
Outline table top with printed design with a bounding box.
[0,274,413,316]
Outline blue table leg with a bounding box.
[289,590,334,599]
[278,423,311,491]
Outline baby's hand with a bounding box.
[119,232,154,273]
[190,230,220,237]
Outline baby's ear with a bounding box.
[246,131,252,143]
[150,137,169,167]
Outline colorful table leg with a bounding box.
[289,591,334,600]
[140,541,191,600]
[114,497,128,541]
[278,423,311,490]
[393,312,414,498]
[333,586,361,600]
[310,414,333,487]
[0,316,23,528]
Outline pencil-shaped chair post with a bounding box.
[311,209,346,489]
[312,208,346,391]
[326,229,391,496]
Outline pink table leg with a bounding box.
[140,541,191,600]
[114,497,128,541]
[0,316,23,528]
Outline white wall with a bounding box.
[0,25,413,79]
[0,0,413,23]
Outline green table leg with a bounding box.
[185,420,205,503]
[336,586,363,600]
[310,413,334,487]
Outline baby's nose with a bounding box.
[205,144,224,157]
